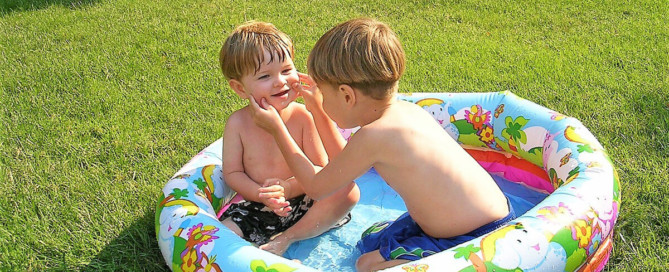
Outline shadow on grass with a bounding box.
[1,0,99,15]
[82,209,170,272]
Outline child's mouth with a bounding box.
[272,90,290,97]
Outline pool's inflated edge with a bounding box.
[155,91,619,272]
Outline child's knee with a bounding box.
[355,251,384,272]
[323,182,360,207]
[339,182,360,206]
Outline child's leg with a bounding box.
[356,250,410,272]
[260,182,360,255]
[221,217,244,237]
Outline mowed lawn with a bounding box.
[1,0,667,271]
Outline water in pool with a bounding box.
[283,168,547,271]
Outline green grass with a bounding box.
[1,0,667,271]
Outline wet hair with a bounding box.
[219,21,294,80]
[307,18,405,100]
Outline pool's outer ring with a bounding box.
[155,91,619,272]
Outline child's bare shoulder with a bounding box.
[346,125,386,149]
[285,103,316,125]
[287,102,311,117]
[225,107,252,131]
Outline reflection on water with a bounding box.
[282,169,547,271]
[285,169,406,271]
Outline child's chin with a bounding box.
[266,91,298,110]
[270,100,294,111]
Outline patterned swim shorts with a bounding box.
[222,194,351,245]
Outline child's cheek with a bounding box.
[288,73,300,86]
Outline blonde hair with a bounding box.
[307,18,405,100]
[219,21,294,80]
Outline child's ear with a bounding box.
[228,79,248,99]
[339,84,356,108]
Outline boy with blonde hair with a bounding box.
[248,18,516,271]
[218,21,359,255]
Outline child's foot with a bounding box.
[259,233,294,256]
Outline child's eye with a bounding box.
[258,75,269,80]
[282,68,293,74]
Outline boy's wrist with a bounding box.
[304,101,324,114]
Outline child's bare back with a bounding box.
[347,99,509,238]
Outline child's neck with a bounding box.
[275,103,293,122]
[357,94,396,127]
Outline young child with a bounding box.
[248,18,516,271]
[218,21,360,255]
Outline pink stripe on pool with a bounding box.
[217,194,244,218]
[479,161,554,193]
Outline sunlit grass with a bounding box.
[1,0,667,270]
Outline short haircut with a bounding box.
[220,21,294,80]
[307,18,405,100]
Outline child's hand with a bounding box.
[258,178,292,217]
[294,72,323,113]
[248,96,283,135]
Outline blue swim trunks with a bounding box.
[356,197,516,261]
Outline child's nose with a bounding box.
[274,76,288,87]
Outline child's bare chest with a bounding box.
[240,123,303,181]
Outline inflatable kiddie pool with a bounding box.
[155,91,620,272]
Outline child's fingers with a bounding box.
[293,82,314,98]
[274,209,288,217]
[270,197,288,205]
[247,96,260,109]
[258,185,283,192]
[292,82,304,93]
[264,196,288,206]
[272,201,290,210]
[248,96,282,133]
[274,206,292,217]
[260,97,274,111]
[292,84,309,100]
[248,96,273,111]
[258,190,284,199]
[267,199,290,213]
[297,72,315,86]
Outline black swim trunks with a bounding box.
[221,194,351,245]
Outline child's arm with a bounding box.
[222,114,290,209]
[249,97,373,200]
[294,73,347,158]
[300,103,329,167]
